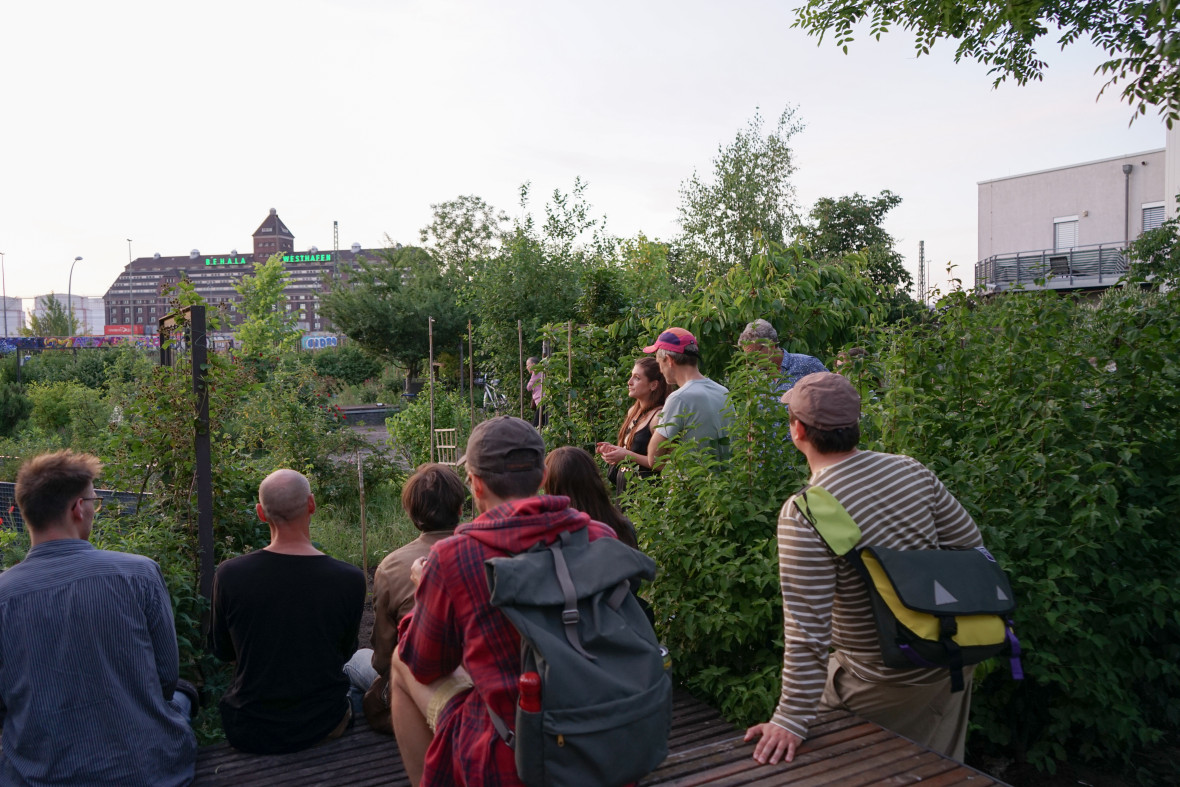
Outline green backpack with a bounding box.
[794,485,1024,692]
[483,528,673,786]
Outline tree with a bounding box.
[463,179,626,385]
[1128,207,1180,287]
[798,190,927,323]
[678,107,804,272]
[319,246,466,380]
[233,254,300,358]
[792,0,1180,125]
[798,190,911,288]
[20,293,80,337]
[419,194,508,283]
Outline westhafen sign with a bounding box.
[282,253,333,263]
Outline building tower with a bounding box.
[252,208,295,257]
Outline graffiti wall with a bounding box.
[0,335,160,352]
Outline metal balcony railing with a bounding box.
[975,242,1129,291]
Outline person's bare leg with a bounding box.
[390,650,436,787]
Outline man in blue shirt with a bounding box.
[739,319,828,396]
[0,451,197,787]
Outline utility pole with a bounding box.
[918,241,926,306]
[1,252,7,338]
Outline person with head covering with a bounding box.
[745,373,985,767]
[643,327,732,462]
[738,318,827,396]
[390,417,619,786]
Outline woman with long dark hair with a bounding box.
[544,446,638,550]
[595,357,668,491]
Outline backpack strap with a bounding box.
[552,530,596,661]
[486,702,515,749]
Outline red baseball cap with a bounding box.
[642,327,699,355]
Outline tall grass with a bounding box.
[311,479,418,570]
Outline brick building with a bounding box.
[102,209,381,336]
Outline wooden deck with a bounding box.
[194,692,1003,786]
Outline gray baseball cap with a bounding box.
[457,416,545,475]
[782,372,860,429]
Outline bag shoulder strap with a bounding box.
[793,484,862,557]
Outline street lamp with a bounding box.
[1,251,7,338]
[67,256,83,335]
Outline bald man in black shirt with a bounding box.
[212,469,365,753]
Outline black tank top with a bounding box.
[629,423,655,478]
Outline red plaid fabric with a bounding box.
[398,495,617,787]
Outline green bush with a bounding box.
[0,382,32,437]
[313,345,383,388]
[25,381,113,451]
[868,285,1180,779]
[386,388,474,468]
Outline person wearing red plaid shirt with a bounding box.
[390,416,618,787]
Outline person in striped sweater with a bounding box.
[745,372,984,766]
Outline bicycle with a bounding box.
[475,375,509,413]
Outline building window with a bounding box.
[1054,216,1079,251]
[1143,202,1166,233]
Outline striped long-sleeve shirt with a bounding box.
[771,451,982,739]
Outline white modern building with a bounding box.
[1,296,22,337]
[976,127,1177,292]
[31,294,105,335]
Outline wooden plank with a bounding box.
[645,727,893,786]
[193,724,406,786]
[863,755,972,783]
[740,737,916,786]
[910,772,996,787]
[195,691,1005,787]
[841,751,952,786]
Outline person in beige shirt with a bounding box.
[343,463,467,733]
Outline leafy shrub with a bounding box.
[313,345,383,388]
[25,381,112,451]
[0,382,32,437]
[868,285,1180,779]
[0,527,29,569]
[386,388,474,468]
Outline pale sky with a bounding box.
[0,0,1166,311]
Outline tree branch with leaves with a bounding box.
[793,0,1180,125]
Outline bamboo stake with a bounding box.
[428,316,435,463]
[358,449,369,594]
[567,321,573,442]
[468,321,475,431]
[518,319,525,420]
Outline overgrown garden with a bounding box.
[2,106,1178,784]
